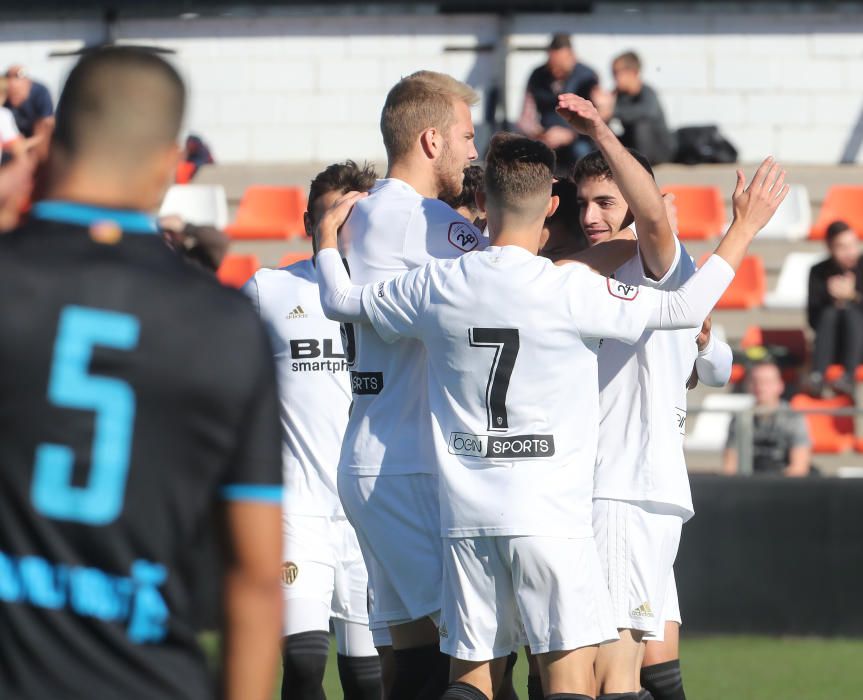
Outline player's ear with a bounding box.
[303,211,313,238]
[546,195,560,219]
[419,127,440,160]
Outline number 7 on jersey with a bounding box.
[468,328,520,432]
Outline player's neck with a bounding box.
[490,228,542,255]
[46,171,158,213]
[386,160,438,199]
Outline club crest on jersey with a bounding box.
[448,222,479,252]
[281,561,299,586]
[607,278,639,301]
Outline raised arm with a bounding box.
[556,93,675,280]
[643,158,788,330]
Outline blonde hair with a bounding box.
[0,77,7,100]
[380,70,478,161]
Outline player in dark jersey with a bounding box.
[0,47,283,700]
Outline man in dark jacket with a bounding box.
[517,33,611,175]
[807,220,863,396]
[611,51,675,165]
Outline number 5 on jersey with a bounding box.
[468,328,519,432]
[31,305,140,526]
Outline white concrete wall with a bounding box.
[0,2,861,164]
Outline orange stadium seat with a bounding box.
[217,253,260,288]
[714,255,765,309]
[789,393,854,453]
[175,161,196,184]
[809,185,863,239]
[226,186,306,240]
[278,251,313,268]
[662,185,726,239]
[824,364,863,384]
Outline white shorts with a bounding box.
[281,513,376,656]
[338,471,441,627]
[440,536,619,661]
[592,499,683,636]
[649,571,682,643]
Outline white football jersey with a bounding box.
[594,238,699,519]
[243,260,351,516]
[340,178,485,476]
[361,245,655,538]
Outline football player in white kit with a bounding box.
[313,132,786,700]
[557,94,741,700]
[242,161,388,700]
[330,71,487,698]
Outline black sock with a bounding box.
[598,694,640,700]
[545,695,592,700]
[442,681,489,700]
[638,690,654,700]
[388,644,449,700]
[281,630,329,700]
[640,659,686,700]
[527,674,544,700]
[337,653,382,700]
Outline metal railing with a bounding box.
[685,402,863,476]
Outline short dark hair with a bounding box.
[548,177,583,238]
[54,46,185,161]
[572,148,654,186]
[440,164,484,216]
[484,133,555,214]
[308,160,377,211]
[826,220,853,244]
[549,33,572,51]
[613,51,641,72]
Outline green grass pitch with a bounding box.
[201,634,862,699]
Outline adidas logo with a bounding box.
[438,621,449,638]
[631,602,654,618]
[286,305,307,320]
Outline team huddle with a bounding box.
[250,71,787,700]
[0,48,788,700]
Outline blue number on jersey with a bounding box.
[31,305,140,525]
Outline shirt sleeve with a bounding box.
[361,263,430,343]
[790,412,812,449]
[695,335,733,387]
[568,265,655,344]
[725,414,738,450]
[316,249,366,323]
[643,255,736,331]
[33,83,54,119]
[240,275,261,316]
[220,321,283,504]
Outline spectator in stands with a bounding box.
[158,214,228,272]
[4,65,53,161]
[440,164,485,228]
[722,359,812,477]
[611,51,675,165]
[183,134,214,177]
[806,220,863,397]
[517,33,611,175]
